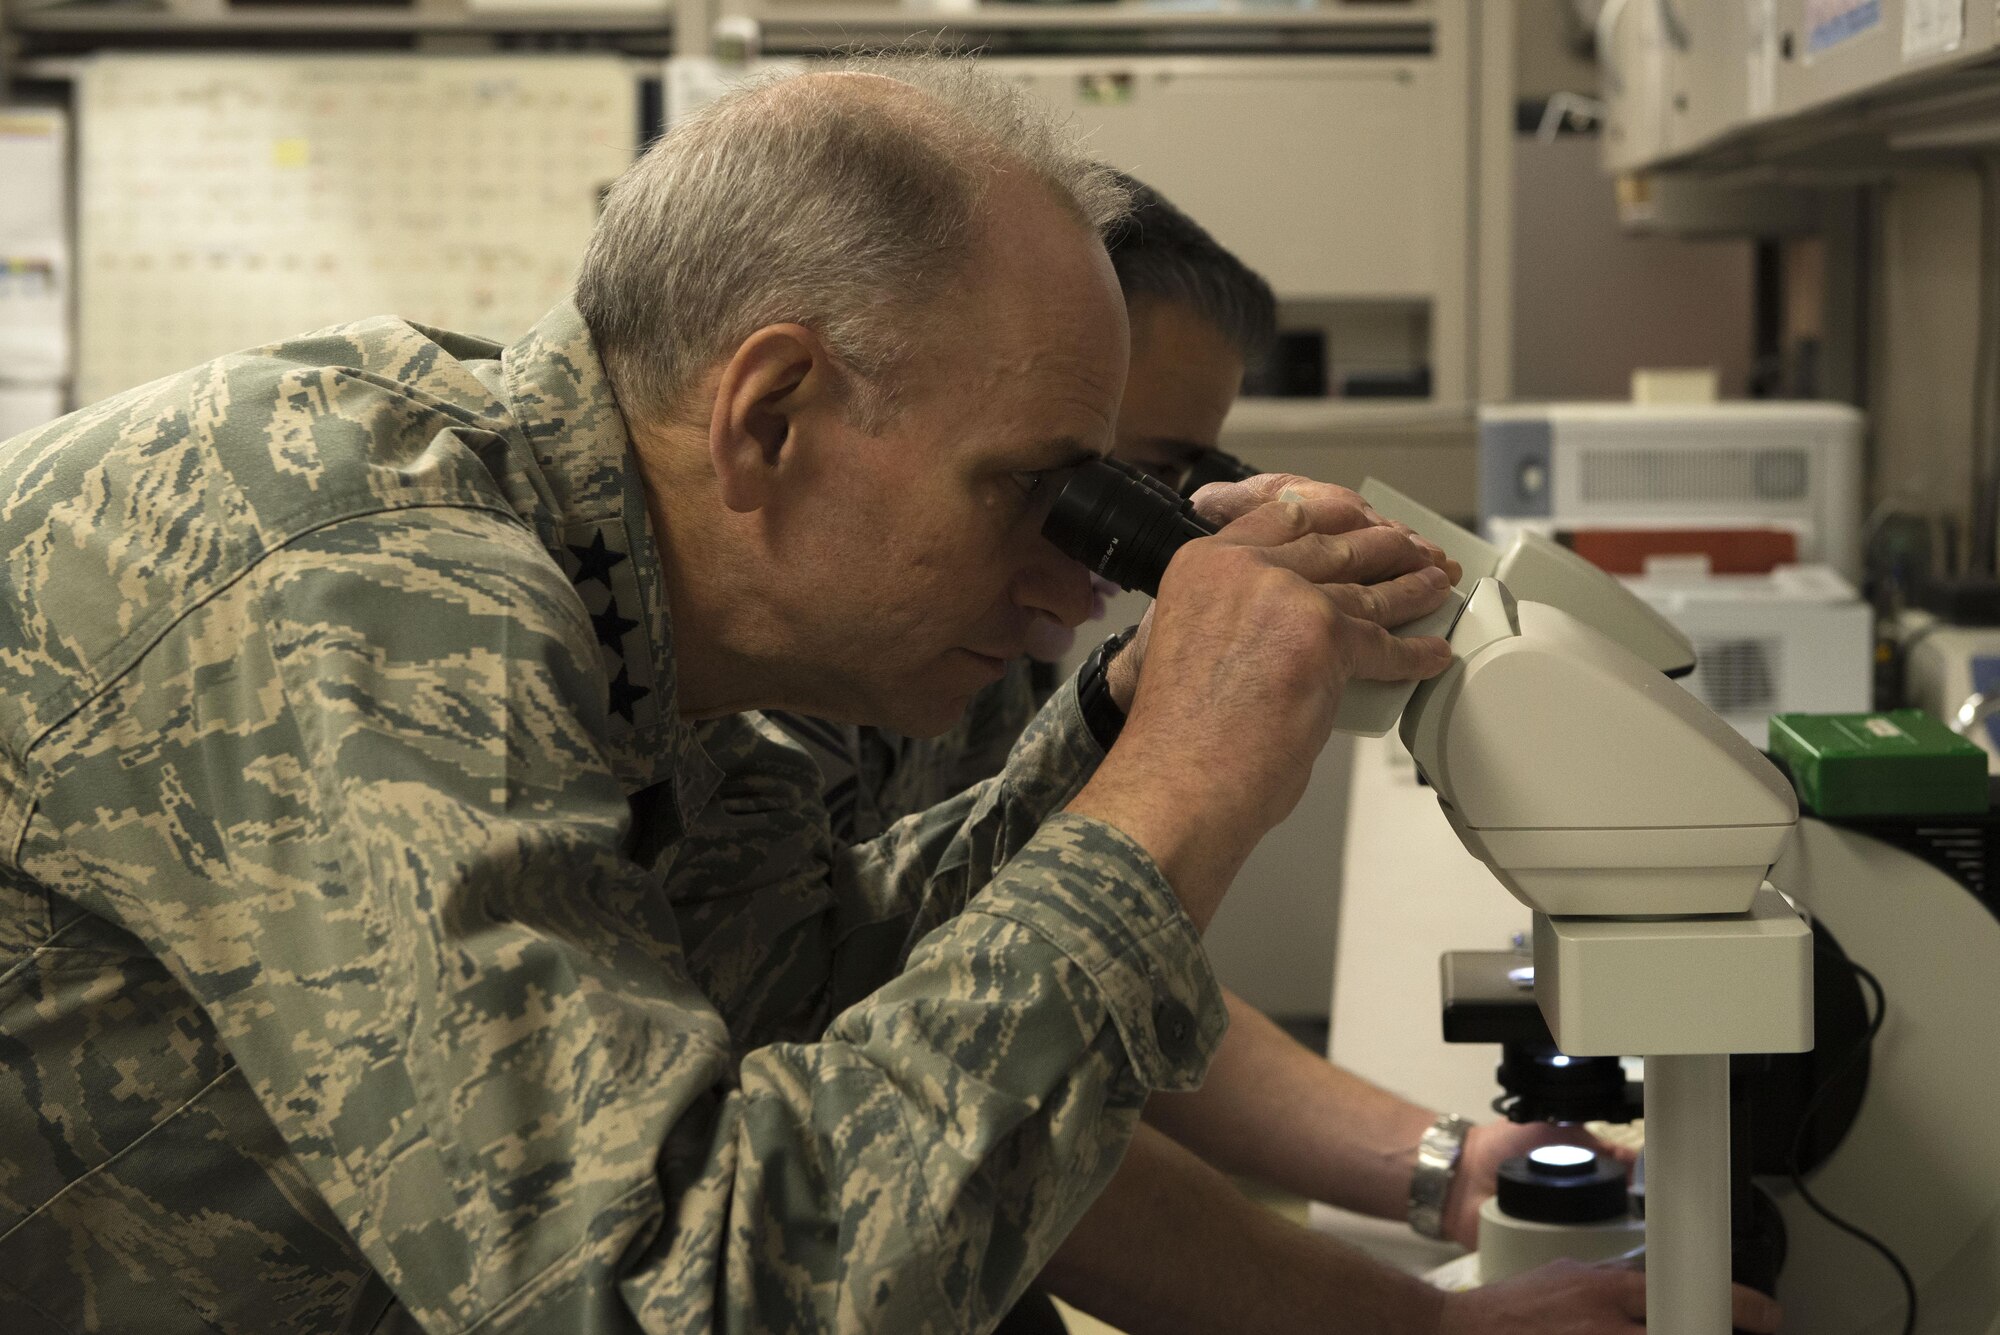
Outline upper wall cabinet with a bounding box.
[1602,0,2000,175]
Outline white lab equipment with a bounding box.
[1479,403,1866,583]
[1473,1177,1648,1283]
[1325,737,2000,1333]
[1625,564,1873,745]
[1762,815,2000,1332]
[1364,477,1696,675]
[1902,613,2000,773]
[1332,476,1702,741]
[1351,484,1813,1330]
[1401,579,1798,921]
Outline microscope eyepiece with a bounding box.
[1178,446,1258,497]
[1041,457,1218,598]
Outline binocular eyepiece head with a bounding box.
[1037,448,1254,598]
[1040,458,1216,598]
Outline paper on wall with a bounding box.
[0,109,70,387]
[1804,0,1882,60]
[1748,0,1779,117]
[1903,0,1965,61]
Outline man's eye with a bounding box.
[1012,470,1051,497]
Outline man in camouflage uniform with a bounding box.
[0,59,1776,1335]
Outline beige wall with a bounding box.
[1508,2,1756,403]
[1513,135,1756,401]
[1516,0,1598,101]
[1872,170,1982,545]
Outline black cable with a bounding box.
[1972,156,2000,575]
[1787,955,1918,1335]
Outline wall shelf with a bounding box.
[9,0,674,35]
[1224,398,1468,435]
[3,0,1437,42]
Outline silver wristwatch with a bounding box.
[1407,1113,1473,1241]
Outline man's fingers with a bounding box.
[1197,476,1378,531]
[1202,484,1460,586]
[1592,1260,1779,1333]
[1611,1267,1648,1320]
[1259,524,1440,587]
[1323,567,1454,629]
[1732,1285,1783,1334]
[1338,617,1453,683]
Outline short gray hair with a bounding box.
[575,54,1132,429]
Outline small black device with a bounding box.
[1439,951,1641,1126]
[1177,447,1258,497]
[1041,457,1217,598]
[1496,1145,1630,1226]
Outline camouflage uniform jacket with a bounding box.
[774,661,1044,845]
[0,303,1227,1333]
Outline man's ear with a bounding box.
[706,323,839,514]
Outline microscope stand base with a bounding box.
[1531,886,1814,1335]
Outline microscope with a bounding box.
[1043,460,1813,1335]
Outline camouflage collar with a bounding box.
[500,301,721,832]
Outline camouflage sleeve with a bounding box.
[838,650,1131,944]
[27,506,1224,1333]
[824,646,1229,1093]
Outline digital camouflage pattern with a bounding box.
[773,660,1042,845]
[0,303,1227,1333]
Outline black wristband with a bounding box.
[1077,624,1137,751]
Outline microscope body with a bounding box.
[1386,522,1811,1333]
[1401,575,1811,1059]
[1042,464,1816,1331]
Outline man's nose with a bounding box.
[1012,541,1097,630]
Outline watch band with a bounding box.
[1077,624,1138,751]
[1407,1113,1473,1241]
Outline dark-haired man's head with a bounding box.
[1104,177,1276,489]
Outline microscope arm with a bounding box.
[1361,477,1697,677]
[1399,578,1797,919]
[1329,478,1698,740]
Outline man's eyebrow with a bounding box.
[1021,438,1101,469]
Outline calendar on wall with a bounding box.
[77,54,638,405]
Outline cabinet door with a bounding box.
[1600,0,1673,172]
[997,55,1465,303]
[1666,1,1755,155]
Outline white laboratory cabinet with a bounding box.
[1600,0,2000,174]
[1000,52,1477,408]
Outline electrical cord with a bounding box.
[1787,952,1917,1335]
[1971,156,2000,575]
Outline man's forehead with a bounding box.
[915,324,1123,446]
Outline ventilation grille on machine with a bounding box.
[1691,637,1781,715]
[1580,448,1812,506]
